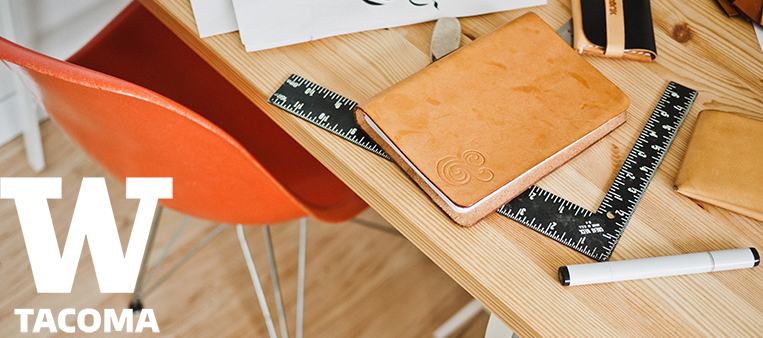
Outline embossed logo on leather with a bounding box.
[436,150,494,186]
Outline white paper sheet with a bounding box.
[190,0,238,38]
[754,22,763,54]
[231,0,546,52]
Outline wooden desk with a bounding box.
[137,0,763,336]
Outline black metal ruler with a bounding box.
[269,74,698,262]
[498,82,697,261]
[268,75,389,160]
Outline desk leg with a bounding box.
[1,0,46,172]
[485,313,519,338]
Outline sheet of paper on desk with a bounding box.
[230,0,546,52]
[190,0,238,38]
[754,23,763,53]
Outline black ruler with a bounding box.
[498,82,697,261]
[268,75,389,160]
[269,74,698,262]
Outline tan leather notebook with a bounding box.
[355,13,629,226]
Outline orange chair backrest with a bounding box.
[0,36,308,225]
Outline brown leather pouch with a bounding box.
[674,110,763,222]
[355,13,629,226]
[572,0,657,61]
[718,0,763,24]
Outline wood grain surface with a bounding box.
[137,0,763,336]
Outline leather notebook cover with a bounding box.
[572,0,657,61]
[674,110,763,222]
[355,12,629,226]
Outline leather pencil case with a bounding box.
[674,110,763,222]
[571,0,657,61]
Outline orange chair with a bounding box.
[0,2,367,337]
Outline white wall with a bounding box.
[0,0,130,146]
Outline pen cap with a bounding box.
[559,262,612,286]
[710,248,759,271]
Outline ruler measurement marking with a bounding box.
[270,74,391,161]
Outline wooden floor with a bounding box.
[0,121,489,337]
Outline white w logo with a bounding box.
[0,177,172,293]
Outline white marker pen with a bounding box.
[559,248,760,286]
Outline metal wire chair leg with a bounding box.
[263,225,289,338]
[432,299,486,338]
[350,218,402,236]
[142,216,190,289]
[237,224,278,338]
[130,204,164,312]
[296,218,307,338]
[141,223,227,298]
